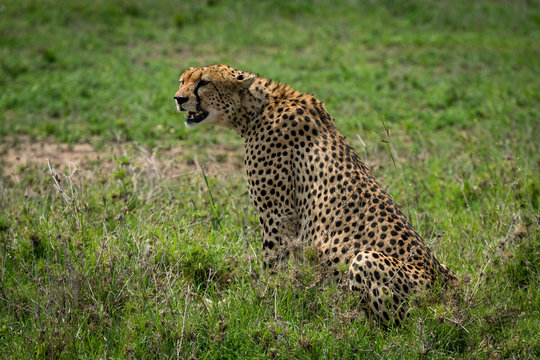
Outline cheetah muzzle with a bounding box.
[174,64,458,326]
[185,110,209,126]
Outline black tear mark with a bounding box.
[194,81,206,112]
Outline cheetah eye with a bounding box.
[198,80,210,87]
[179,80,184,85]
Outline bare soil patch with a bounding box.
[1,137,244,182]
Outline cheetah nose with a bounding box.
[174,95,189,105]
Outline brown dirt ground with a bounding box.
[0,137,244,182]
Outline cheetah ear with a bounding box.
[234,72,256,89]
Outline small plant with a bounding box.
[174,13,186,28]
[0,215,9,232]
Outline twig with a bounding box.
[195,156,220,226]
[468,259,492,303]
[47,160,80,228]
[178,285,190,359]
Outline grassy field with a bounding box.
[1,0,539,358]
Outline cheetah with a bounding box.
[174,64,457,325]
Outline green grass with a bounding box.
[1,0,539,358]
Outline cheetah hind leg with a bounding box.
[348,250,417,326]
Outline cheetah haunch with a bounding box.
[174,64,457,325]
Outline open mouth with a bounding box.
[185,111,209,124]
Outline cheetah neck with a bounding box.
[234,77,305,138]
[251,76,299,100]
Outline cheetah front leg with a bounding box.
[348,250,423,326]
[258,210,299,270]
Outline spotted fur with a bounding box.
[175,64,457,325]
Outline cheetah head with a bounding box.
[174,64,256,128]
